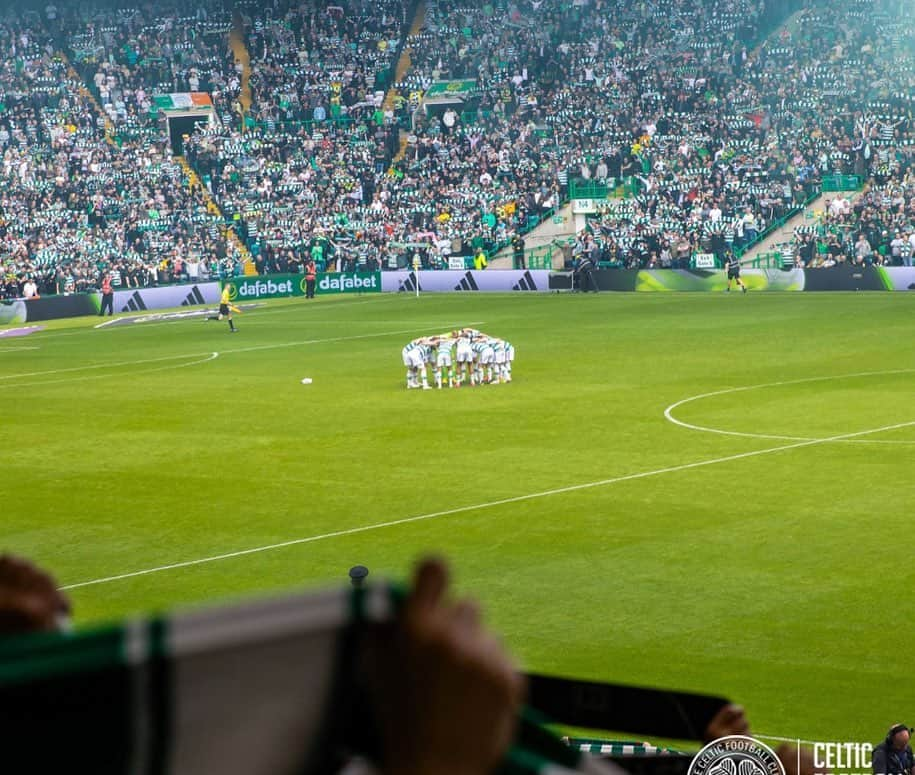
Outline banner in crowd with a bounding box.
[107,283,222,313]
[153,92,214,111]
[381,269,551,293]
[222,273,381,300]
[425,79,477,98]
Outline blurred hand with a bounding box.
[372,557,525,775]
[0,554,70,636]
[704,703,751,741]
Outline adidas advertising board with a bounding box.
[382,270,551,293]
[108,283,221,313]
[221,272,381,300]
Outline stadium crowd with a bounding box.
[2,0,915,299]
[774,2,915,266]
[0,2,240,301]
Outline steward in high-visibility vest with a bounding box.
[305,260,317,299]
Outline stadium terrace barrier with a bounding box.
[547,267,915,292]
[381,269,552,292]
[821,174,863,192]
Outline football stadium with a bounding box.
[2,0,915,772]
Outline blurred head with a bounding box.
[0,554,71,637]
[888,725,911,751]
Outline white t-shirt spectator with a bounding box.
[23,279,38,298]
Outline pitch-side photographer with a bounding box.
[574,255,598,293]
[873,724,915,775]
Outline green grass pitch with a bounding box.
[3,291,915,743]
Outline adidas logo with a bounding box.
[180,286,206,306]
[398,272,422,292]
[454,272,479,291]
[512,271,537,291]
[120,291,147,312]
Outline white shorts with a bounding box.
[456,345,473,363]
[402,349,424,368]
[506,345,515,362]
[494,349,506,365]
[480,347,494,364]
[436,351,452,368]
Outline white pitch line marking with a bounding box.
[0,351,216,380]
[0,324,485,384]
[61,417,915,590]
[0,346,40,352]
[0,352,220,390]
[664,368,915,444]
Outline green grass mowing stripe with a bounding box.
[59,414,915,590]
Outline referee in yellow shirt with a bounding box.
[206,285,238,332]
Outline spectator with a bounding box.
[874,726,915,775]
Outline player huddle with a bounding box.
[401,328,515,390]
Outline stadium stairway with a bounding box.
[58,52,118,150]
[229,11,253,118]
[739,188,864,267]
[387,1,427,162]
[175,155,255,273]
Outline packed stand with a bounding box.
[185,0,420,271]
[0,9,233,301]
[6,0,915,296]
[192,0,813,271]
[390,0,808,268]
[242,0,407,125]
[64,0,238,144]
[764,0,915,266]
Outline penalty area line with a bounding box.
[61,417,915,590]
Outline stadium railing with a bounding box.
[734,189,820,260]
[569,179,610,201]
[820,174,863,192]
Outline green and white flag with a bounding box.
[0,584,615,775]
